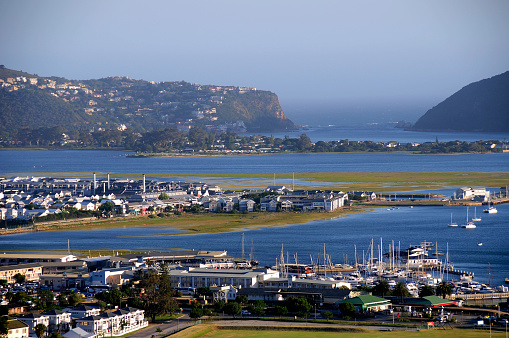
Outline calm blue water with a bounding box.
[1,127,508,286]
[0,204,507,286]
[1,150,508,175]
[242,123,509,143]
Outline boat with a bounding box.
[483,200,498,214]
[471,207,481,222]
[477,242,483,246]
[448,213,458,227]
[461,207,476,228]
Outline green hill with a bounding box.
[0,67,295,138]
[412,71,509,132]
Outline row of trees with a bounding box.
[2,123,499,155]
[368,280,453,300]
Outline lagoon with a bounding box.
[1,204,507,286]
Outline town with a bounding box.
[1,175,509,337]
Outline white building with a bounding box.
[75,307,148,336]
[169,268,279,289]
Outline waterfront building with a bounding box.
[0,253,77,266]
[168,267,279,288]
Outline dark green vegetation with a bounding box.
[412,70,509,132]
[0,66,295,142]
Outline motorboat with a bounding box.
[483,200,497,214]
[477,242,483,246]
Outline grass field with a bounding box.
[172,324,509,338]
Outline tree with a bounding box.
[274,305,288,319]
[0,317,8,338]
[223,302,241,317]
[322,310,333,321]
[418,285,435,298]
[372,280,390,297]
[158,193,170,200]
[393,282,409,303]
[436,281,453,299]
[37,289,55,311]
[286,297,312,318]
[138,265,178,322]
[235,295,248,305]
[34,323,47,338]
[98,201,115,215]
[14,273,26,284]
[189,306,203,321]
[338,302,355,317]
[188,126,207,149]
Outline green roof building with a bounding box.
[404,295,458,308]
[336,294,391,312]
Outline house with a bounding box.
[43,309,72,333]
[260,198,278,212]
[63,327,97,338]
[66,304,101,319]
[18,313,50,336]
[238,199,255,212]
[6,319,29,338]
[74,307,148,336]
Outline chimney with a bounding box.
[143,174,146,193]
[93,172,97,195]
[107,173,110,190]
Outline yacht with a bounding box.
[471,207,482,222]
[448,213,458,227]
[461,207,476,228]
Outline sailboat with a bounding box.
[471,207,482,222]
[483,200,498,214]
[448,213,458,227]
[461,207,476,228]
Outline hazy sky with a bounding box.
[1,0,508,123]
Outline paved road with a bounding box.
[127,315,192,338]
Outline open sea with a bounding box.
[0,123,508,286]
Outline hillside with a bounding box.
[412,71,509,132]
[0,67,295,137]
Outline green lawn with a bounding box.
[173,325,509,338]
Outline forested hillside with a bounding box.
[412,71,509,132]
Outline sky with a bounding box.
[1,0,509,124]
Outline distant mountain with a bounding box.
[0,66,295,137]
[411,71,509,132]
